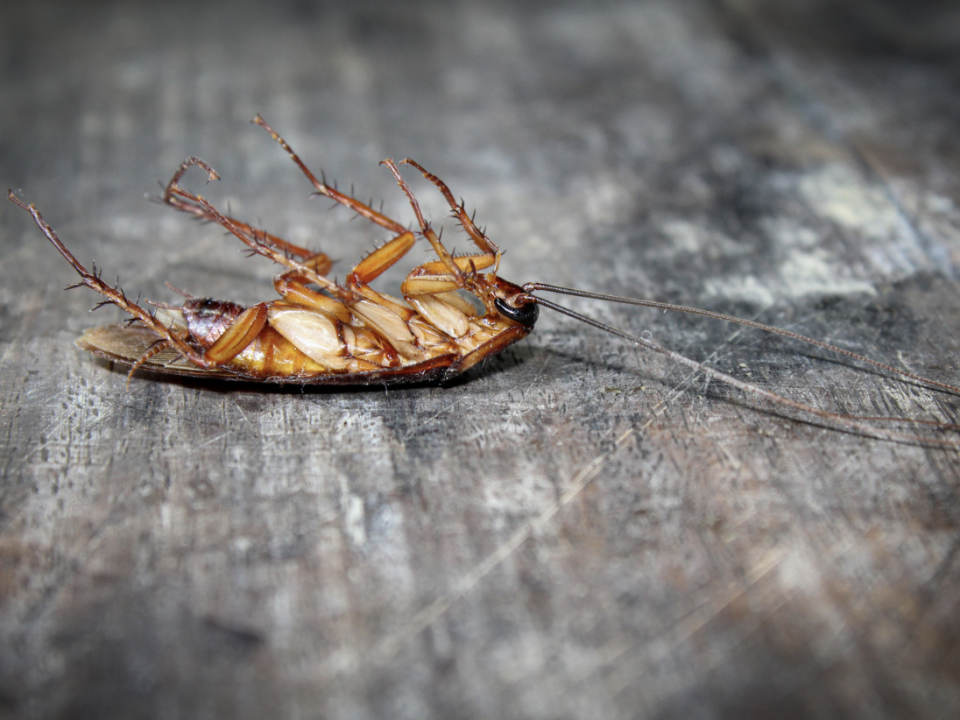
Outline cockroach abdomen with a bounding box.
[182,298,245,348]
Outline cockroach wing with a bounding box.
[75,324,460,385]
[76,325,243,381]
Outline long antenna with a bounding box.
[527,293,960,448]
[524,282,960,397]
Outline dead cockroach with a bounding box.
[9,116,960,447]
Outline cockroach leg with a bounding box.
[347,232,418,286]
[161,157,323,263]
[165,181,351,301]
[253,114,408,235]
[201,302,269,364]
[401,158,500,260]
[11,191,279,376]
[8,190,213,369]
[248,119,494,306]
[162,156,219,198]
[126,338,171,388]
[380,158,465,283]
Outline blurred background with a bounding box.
[2,1,960,719]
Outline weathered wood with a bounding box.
[2,1,959,718]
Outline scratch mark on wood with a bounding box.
[363,426,637,667]
[602,549,790,699]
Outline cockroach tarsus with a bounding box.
[8,116,960,447]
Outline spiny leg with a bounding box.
[10,190,274,374]
[223,219,330,266]
[191,119,473,298]
[125,338,171,387]
[275,276,353,322]
[162,177,355,303]
[162,155,415,302]
[164,155,423,321]
[401,158,500,260]
[8,190,213,368]
[161,157,329,264]
[253,115,409,235]
[380,160,504,313]
[380,159,464,285]
[253,115,476,297]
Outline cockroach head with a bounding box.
[487,275,539,328]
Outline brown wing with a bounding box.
[76,325,238,380]
[75,325,459,385]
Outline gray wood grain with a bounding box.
[2,1,960,718]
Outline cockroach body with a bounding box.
[12,117,538,386]
[9,117,960,446]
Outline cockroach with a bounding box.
[9,116,960,447]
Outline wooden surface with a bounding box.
[2,1,960,718]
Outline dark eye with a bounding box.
[494,297,539,328]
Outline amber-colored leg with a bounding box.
[251,118,487,289]
[161,157,325,263]
[253,115,409,235]
[347,231,417,285]
[8,191,216,369]
[401,158,500,259]
[202,303,268,364]
[378,160,504,299]
[162,156,423,304]
[380,159,465,284]
[162,178,355,302]
[273,275,353,322]
[10,190,274,374]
